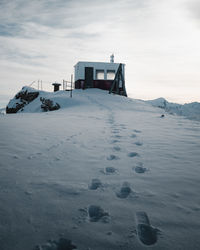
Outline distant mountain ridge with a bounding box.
[147,98,200,121]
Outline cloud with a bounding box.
[0,0,152,31]
[0,23,22,37]
[185,0,200,21]
[0,0,199,103]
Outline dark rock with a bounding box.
[6,103,24,114]
[6,87,39,113]
[40,97,60,112]
[15,89,39,102]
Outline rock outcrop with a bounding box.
[6,87,39,113]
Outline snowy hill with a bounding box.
[6,87,200,122]
[147,97,200,121]
[1,88,200,250]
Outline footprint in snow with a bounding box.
[134,163,147,174]
[54,157,60,161]
[13,155,19,159]
[135,211,159,246]
[133,129,141,133]
[36,152,42,155]
[128,152,139,158]
[107,154,120,160]
[111,139,120,144]
[116,182,132,199]
[113,146,121,151]
[34,238,77,250]
[88,205,110,223]
[114,135,122,139]
[112,130,119,134]
[78,206,110,223]
[101,166,118,175]
[112,128,120,133]
[89,178,102,190]
[27,155,34,160]
[134,142,143,146]
[131,134,137,138]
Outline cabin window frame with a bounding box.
[96,69,105,80]
[107,70,115,80]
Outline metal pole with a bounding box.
[38,80,39,90]
[29,80,35,87]
[63,79,64,90]
[70,74,73,98]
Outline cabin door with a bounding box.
[85,67,93,88]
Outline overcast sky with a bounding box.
[0,0,200,107]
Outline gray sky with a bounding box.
[0,0,200,107]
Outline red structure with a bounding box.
[75,79,113,90]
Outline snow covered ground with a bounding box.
[0,89,200,250]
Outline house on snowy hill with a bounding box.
[74,55,127,97]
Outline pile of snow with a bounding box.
[147,97,200,121]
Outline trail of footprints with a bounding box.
[33,119,158,249]
[83,117,159,247]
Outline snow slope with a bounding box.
[147,97,200,121]
[0,89,200,250]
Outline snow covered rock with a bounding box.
[147,97,168,109]
[6,86,63,113]
[6,86,39,113]
[40,97,60,112]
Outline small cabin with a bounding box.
[74,55,127,96]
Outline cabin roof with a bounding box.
[74,61,125,67]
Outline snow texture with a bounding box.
[0,88,200,249]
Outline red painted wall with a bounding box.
[75,79,113,91]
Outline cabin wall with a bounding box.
[74,61,125,91]
[74,62,124,81]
